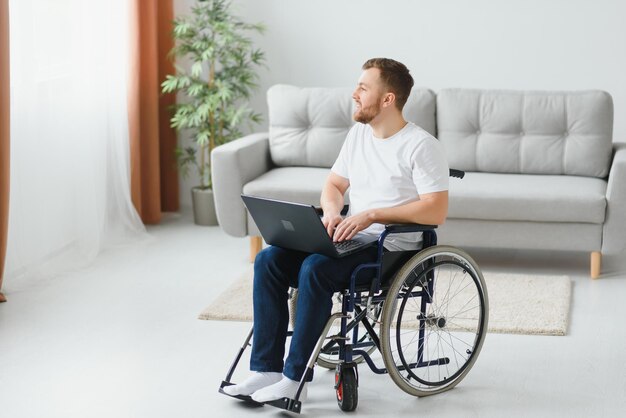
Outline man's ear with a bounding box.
[382,92,396,108]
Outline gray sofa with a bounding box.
[212,84,626,278]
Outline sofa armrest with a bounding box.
[602,143,626,254]
[211,133,272,237]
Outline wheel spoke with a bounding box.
[439,329,473,362]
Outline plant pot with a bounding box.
[191,187,218,226]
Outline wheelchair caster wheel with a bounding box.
[335,364,358,412]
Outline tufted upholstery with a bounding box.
[267,84,436,167]
[437,89,613,178]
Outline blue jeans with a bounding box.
[250,245,379,381]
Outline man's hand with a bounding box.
[322,213,343,238]
[333,211,374,242]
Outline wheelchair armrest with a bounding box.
[385,223,438,233]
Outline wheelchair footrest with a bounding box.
[218,380,303,413]
[265,397,302,413]
[218,381,264,406]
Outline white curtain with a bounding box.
[6,0,146,282]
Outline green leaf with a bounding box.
[191,62,203,78]
[196,130,210,146]
[161,75,178,93]
[173,21,191,37]
[201,46,215,61]
[187,81,204,97]
[178,76,192,89]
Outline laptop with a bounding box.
[241,195,378,258]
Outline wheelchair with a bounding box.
[218,169,489,413]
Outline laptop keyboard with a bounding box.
[334,239,366,253]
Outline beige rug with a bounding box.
[199,268,572,336]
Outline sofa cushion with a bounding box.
[448,172,607,224]
[242,166,342,206]
[437,89,613,178]
[267,84,437,168]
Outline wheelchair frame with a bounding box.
[218,169,489,413]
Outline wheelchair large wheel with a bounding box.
[380,245,488,397]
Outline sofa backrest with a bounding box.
[267,84,436,168]
[437,89,614,178]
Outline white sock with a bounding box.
[251,375,307,403]
[223,372,282,396]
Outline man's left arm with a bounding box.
[333,191,448,242]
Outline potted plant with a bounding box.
[162,0,265,225]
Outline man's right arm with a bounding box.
[320,172,350,237]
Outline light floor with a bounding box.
[1,211,625,418]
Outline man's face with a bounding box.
[352,68,385,124]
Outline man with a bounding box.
[224,58,449,403]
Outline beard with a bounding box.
[353,101,382,124]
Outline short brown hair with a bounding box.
[362,58,414,110]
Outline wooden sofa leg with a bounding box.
[250,236,263,263]
[590,251,601,279]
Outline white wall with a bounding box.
[175,0,626,207]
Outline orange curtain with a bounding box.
[0,0,10,303]
[128,0,179,224]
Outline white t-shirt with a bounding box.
[331,122,449,251]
